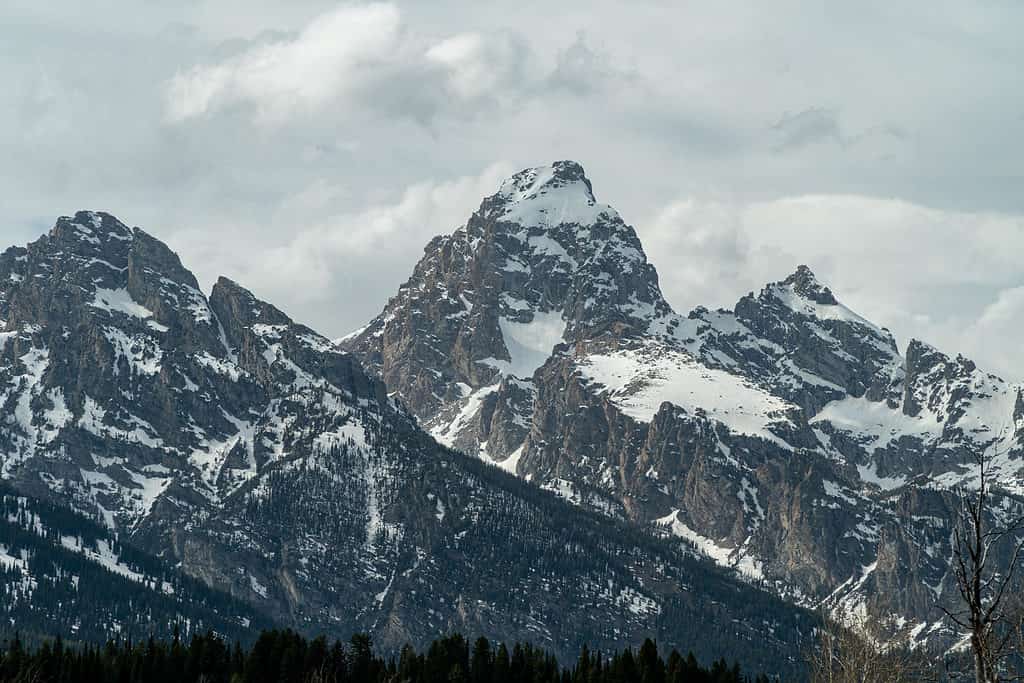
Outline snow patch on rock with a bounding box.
[89,288,156,320]
[579,344,796,444]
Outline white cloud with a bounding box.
[967,287,1024,376]
[978,287,1024,329]
[641,198,751,312]
[165,3,403,122]
[164,4,535,124]
[425,31,530,101]
[769,108,843,151]
[168,162,513,333]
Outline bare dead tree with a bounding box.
[1011,602,1024,682]
[304,663,332,683]
[808,612,933,683]
[939,445,1024,682]
[10,663,43,683]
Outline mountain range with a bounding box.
[1,161,1022,672]
[0,208,811,676]
[341,160,1024,646]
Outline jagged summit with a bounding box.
[484,160,613,231]
[746,264,889,341]
[780,264,838,305]
[768,264,842,311]
[57,210,131,232]
[211,275,300,319]
[52,210,134,243]
[496,160,595,202]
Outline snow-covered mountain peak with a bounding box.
[904,338,962,380]
[497,160,594,204]
[52,210,135,245]
[484,163,670,338]
[780,264,837,304]
[17,210,198,295]
[342,161,675,462]
[0,212,407,532]
[758,267,885,336]
[488,160,617,232]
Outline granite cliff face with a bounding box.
[0,211,813,673]
[344,162,1024,643]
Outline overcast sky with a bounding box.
[2,1,1023,377]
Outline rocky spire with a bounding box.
[780,265,838,305]
[493,160,596,208]
[50,210,135,247]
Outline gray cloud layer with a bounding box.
[3,1,1024,377]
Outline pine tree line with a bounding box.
[0,628,779,683]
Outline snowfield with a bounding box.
[577,343,796,443]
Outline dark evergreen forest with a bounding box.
[0,629,779,683]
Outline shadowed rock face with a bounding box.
[0,210,816,674]
[345,162,1024,647]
